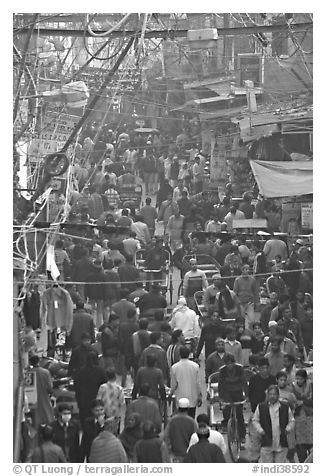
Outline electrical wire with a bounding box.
[85,13,133,37]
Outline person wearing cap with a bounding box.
[51,403,81,463]
[183,258,208,310]
[163,398,197,462]
[89,417,128,463]
[31,424,66,463]
[260,292,278,335]
[184,422,225,463]
[169,346,202,419]
[187,413,226,455]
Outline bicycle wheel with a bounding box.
[227,415,241,462]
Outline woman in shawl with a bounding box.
[292,369,313,462]
[119,413,143,462]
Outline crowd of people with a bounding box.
[19,122,313,464]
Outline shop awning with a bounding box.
[249,160,313,198]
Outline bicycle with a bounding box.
[222,399,247,462]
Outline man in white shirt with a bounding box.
[173,179,189,202]
[206,215,223,233]
[252,384,295,463]
[169,346,202,419]
[192,157,204,194]
[188,413,226,454]
[131,216,151,246]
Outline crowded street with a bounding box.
[13,12,313,466]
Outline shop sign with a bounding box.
[29,112,79,162]
[24,369,37,405]
[301,202,313,230]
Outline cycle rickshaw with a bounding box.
[206,371,246,462]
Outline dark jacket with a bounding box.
[132,366,166,401]
[220,265,242,290]
[195,321,227,359]
[258,402,289,448]
[137,292,167,315]
[164,413,196,457]
[51,420,81,463]
[31,441,66,463]
[156,183,173,208]
[138,345,169,383]
[125,396,162,434]
[218,363,248,401]
[118,264,140,293]
[69,310,95,349]
[100,326,120,357]
[184,439,225,463]
[74,365,107,417]
[72,256,95,282]
[205,351,231,382]
[85,266,108,301]
[248,374,276,412]
[134,437,165,463]
[80,417,105,461]
[68,344,97,379]
[119,319,139,357]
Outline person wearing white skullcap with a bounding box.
[163,398,197,462]
[169,297,201,341]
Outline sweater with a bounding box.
[184,439,225,463]
[135,437,169,463]
[89,431,128,463]
[233,275,257,304]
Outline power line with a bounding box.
[14,22,313,39]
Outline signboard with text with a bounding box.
[301,202,313,230]
[28,112,79,162]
